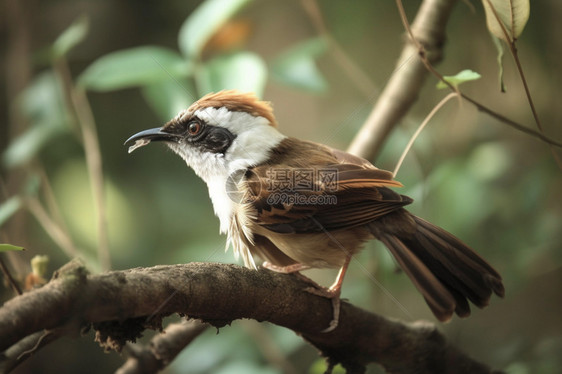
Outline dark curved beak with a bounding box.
[124,127,178,153]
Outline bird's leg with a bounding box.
[328,254,352,294]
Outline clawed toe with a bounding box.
[263,262,343,332]
[303,285,341,333]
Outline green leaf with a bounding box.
[0,197,22,228]
[195,52,267,97]
[141,79,195,121]
[271,37,328,93]
[436,69,481,89]
[53,15,89,58]
[0,244,25,252]
[3,72,68,168]
[178,0,252,59]
[78,46,192,91]
[482,0,530,42]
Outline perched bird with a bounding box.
[125,90,504,330]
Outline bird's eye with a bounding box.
[187,121,202,136]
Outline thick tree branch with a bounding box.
[0,261,501,374]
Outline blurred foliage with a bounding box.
[0,196,22,228]
[271,37,329,92]
[195,51,267,95]
[178,0,252,58]
[52,15,90,59]
[0,0,560,373]
[78,46,192,91]
[2,72,68,168]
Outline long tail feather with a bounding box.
[379,233,457,321]
[372,213,504,321]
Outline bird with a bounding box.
[125,90,504,331]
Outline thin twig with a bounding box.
[510,48,545,133]
[17,330,54,360]
[53,58,111,271]
[459,95,562,147]
[0,257,22,295]
[393,92,458,177]
[72,88,111,271]
[36,165,72,237]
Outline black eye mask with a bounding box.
[192,124,237,155]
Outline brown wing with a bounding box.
[245,138,412,234]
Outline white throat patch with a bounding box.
[168,107,286,267]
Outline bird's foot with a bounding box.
[262,262,341,332]
[304,285,341,333]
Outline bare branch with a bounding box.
[0,261,501,374]
[116,320,208,374]
[393,92,458,177]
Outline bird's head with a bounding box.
[125,90,286,183]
